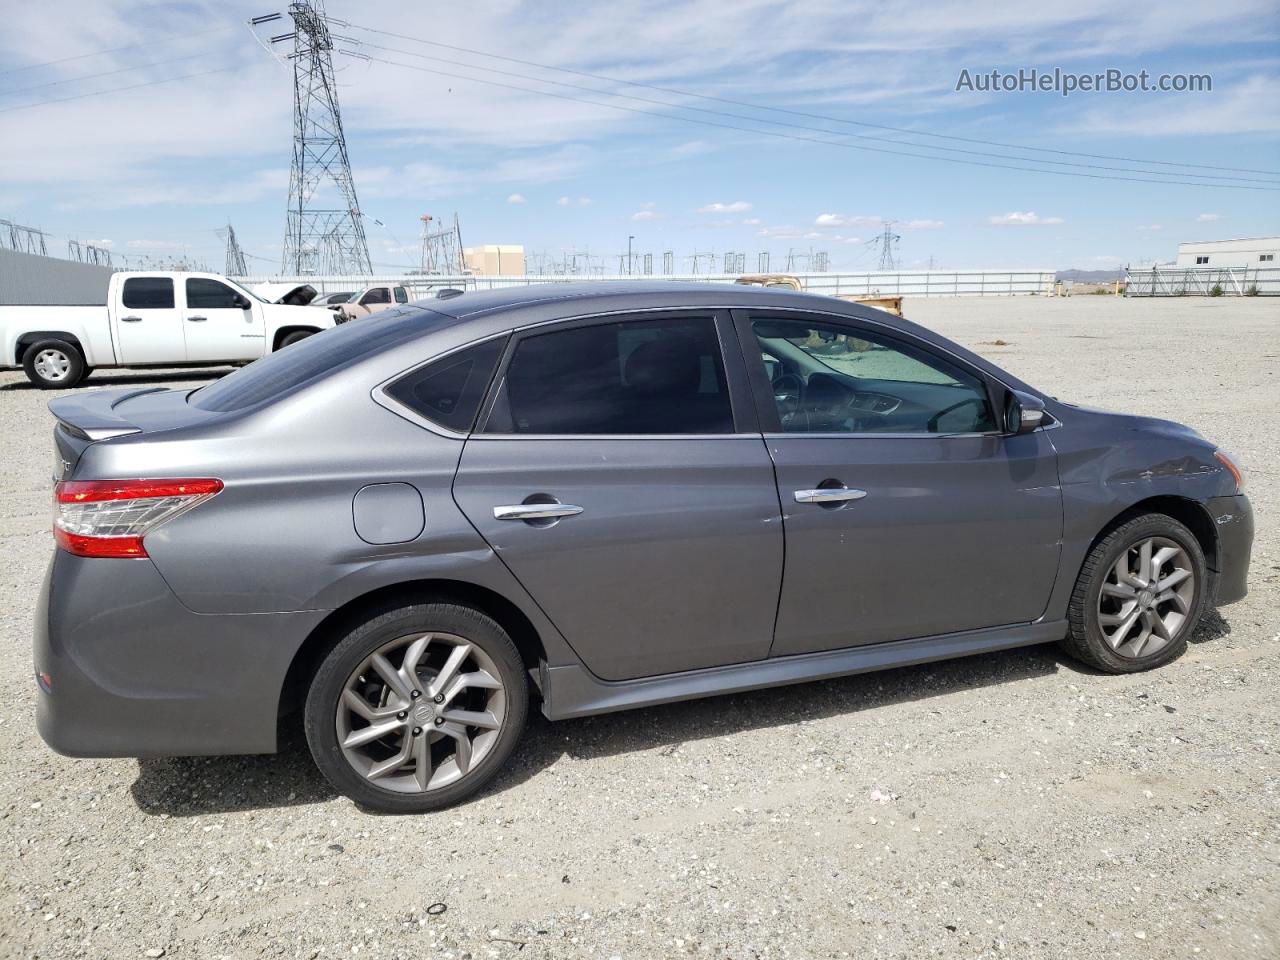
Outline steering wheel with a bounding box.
[771,373,804,422]
[927,396,986,433]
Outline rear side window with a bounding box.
[362,288,390,305]
[122,277,174,309]
[186,278,243,309]
[384,337,506,433]
[483,315,733,435]
[190,309,451,413]
[394,287,409,304]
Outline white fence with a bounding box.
[235,269,1056,299]
[1124,265,1279,296]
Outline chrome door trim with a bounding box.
[794,487,867,504]
[493,503,585,521]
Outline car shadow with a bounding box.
[129,612,1233,818]
[0,369,229,391]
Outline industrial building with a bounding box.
[1174,237,1278,268]
[463,245,526,276]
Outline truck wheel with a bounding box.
[279,330,315,349]
[22,339,86,389]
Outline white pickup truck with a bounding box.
[0,270,340,388]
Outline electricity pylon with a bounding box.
[277,1,371,275]
[221,223,248,276]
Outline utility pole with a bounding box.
[273,1,371,275]
[222,223,248,277]
[875,221,901,271]
[627,235,634,275]
[1,218,49,257]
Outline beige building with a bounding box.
[1174,237,1278,268]
[462,245,525,276]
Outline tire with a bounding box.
[279,330,315,349]
[1060,512,1207,673]
[22,339,86,389]
[304,602,528,813]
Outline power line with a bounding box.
[0,50,216,98]
[0,24,238,78]
[342,37,1274,186]
[349,51,1280,191]
[335,19,1280,179]
[0,64,242,115]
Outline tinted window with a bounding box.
[186,278,243,309]
[750,317,995,434]
[485,315,733,435]
[385,337,506,433]
[190,309,451,413]
[361,288,391,305]
[122,277,174,309]
[394,287,409,303]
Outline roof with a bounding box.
[424,280,848,320]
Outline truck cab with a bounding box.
[0,271,338,388]
[337,283,410,321]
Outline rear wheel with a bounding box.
[304,602,528,813]
[1061,513,1207,673]
[22,339,86,389]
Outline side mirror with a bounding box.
[233,295,251,310]
[1005,389,1046,435]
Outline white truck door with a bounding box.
[182,277,261,361]
[115,276,186,363]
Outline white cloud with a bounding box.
[556,196,570,206]
[742,217,761,225]
[577,197,592,206]
[988,211,1064,226]
[631,210,659,221]
[698,201,752,214]
[1196,212,1221,221]
[507,193,527,204]
[815,213,880,228]
[904,219,944,230]
[1137,224,1163,231]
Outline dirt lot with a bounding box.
[1,295,1276,959]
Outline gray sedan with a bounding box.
[35,283,1253,812]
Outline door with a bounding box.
[355,287,391,317]
[114,276,185,363]
[451,311,784,681]
[736,311,1062,657]
[182,277,262,362]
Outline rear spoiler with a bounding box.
[47,387,166,441]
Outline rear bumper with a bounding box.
[34,551,327,758]
[1207,494,1252,607]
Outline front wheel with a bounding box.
[304,602,528,813]
[279,330,315,349]
[22,339,86,389]
[1060,513,1207,673]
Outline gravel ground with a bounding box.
[1,295,1276,960]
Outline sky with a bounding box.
[1,0,1278,275]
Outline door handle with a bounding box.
[186,315,208,322]
[493,503,584,521]
[794,486,867,504]
[120,315,142,323]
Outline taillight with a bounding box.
[1214,451,1245,493]
[53,478,223,558]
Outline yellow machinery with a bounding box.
[733,274,905,317]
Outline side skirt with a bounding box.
[540,620,1066,721]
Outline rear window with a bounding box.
[384,337,506,433]
[189,309,450,413]
[122,277,174,309]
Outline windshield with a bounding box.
[189,307,452,413]
[225,278,269,303]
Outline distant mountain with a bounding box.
[1057,269,1125,282]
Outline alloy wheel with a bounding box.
[34,349,71,382]
[1096,536,1195,658]
[336,632,507,794]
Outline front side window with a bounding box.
[362,288,391,305]
[484,315,733,435]
[394,287,409,303]
[121,277,174,309]
[384,337,506,433]
[186,278,243,309]
[749,316,995,435]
